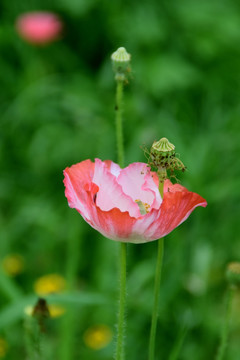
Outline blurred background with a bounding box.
[1,0,240,359]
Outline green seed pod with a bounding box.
[148,137,186,184]
[151,138,175,157]
[111,47,131,63]
[111,47,131,82]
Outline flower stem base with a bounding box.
[148,238,164,360]
[115,242,127,360]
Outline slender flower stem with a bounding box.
[116,242,127,360]
[114,76,127,360]
[115,79,124,168]
[148,237,164,360]
[148,180,165,360]
[216,286,234,360]
[111,48,130,359]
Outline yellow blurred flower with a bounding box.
[24,304,66,318]
[49,304,66,318]
[83,325,113,350]
[0,338,8,358]
[24,305,34,316]
[2,254,24,276]
[34,274,66,295]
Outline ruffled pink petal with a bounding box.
[130,210,159,243]
[104,160,121,177]
[151,171,159,188]
[80,185,151,243]
[63,160,95,221]
[163,179,186,193]
[117,163,162,210]
[87,206,137,242]
[139,181,207,241]
[64,161,207,244]
[142,171,162,210]
[92,159,140,217]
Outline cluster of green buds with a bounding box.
[226,262,240,288]
[149,137,186,183]
[111,47,131,82]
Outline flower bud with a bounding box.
[16,11,62,45]
[149,137,186,183]
[226,262,240,287]
[111,47,131,82]
[151,138,175,160]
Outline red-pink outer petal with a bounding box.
[137,183,207,241]
[63,160,95,222]
[63,161,207,243]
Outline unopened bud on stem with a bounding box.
[149,137,186,184]
[111,47,131,82]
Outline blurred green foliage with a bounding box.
[1,0,240,359]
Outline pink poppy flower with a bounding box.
[63,159,207,244]
[16,11,62,45]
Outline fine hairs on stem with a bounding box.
[148,237,164,360]
[115,79,124,167]
[111,47,130,360]
[115,242,127,360]
[148,166,165,360]
[147,139,178,360]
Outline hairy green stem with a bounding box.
[148,180,165,360]
[115,79,124,168]
[116,242,127,360]
[148,237,164,360]
[216,286,234,360]
[114,77,127,360]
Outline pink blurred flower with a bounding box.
[16,11,62,45]
[63,159,207,244]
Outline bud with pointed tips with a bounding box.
[111,47,131,82]
[151,138,175,158]
[111,47,131,63]
[149,137,186,184]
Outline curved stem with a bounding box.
[115,79,124,168]
[148,237,164,360]
[216,286,234,360]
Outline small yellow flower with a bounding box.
[24,305,34,316]
[48,304,66,318]
[83,325,113,350]
[2,254,24,276]
[34,274,66,295]
[24,304,66,318]
[0,338,8,358]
